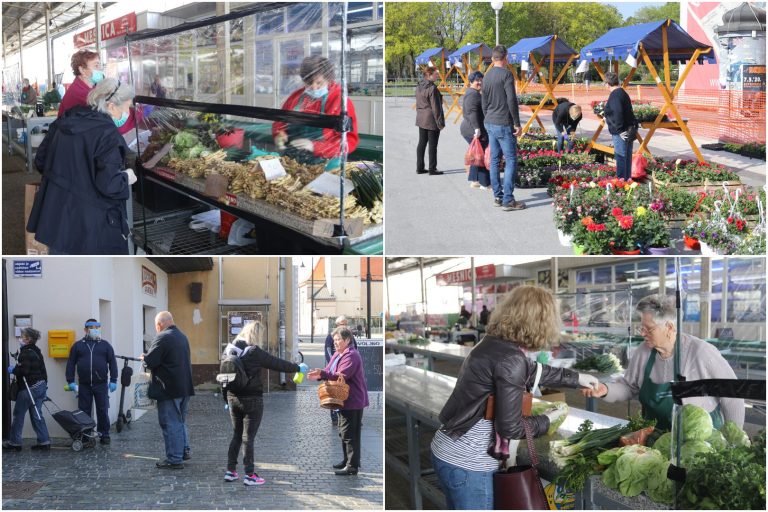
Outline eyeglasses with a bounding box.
[105,81,121,102]
[637,324,659,336]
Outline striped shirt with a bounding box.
[431,419,500,472]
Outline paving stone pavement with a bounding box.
[2,389,383,510]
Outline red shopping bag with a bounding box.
[465,137,485,168]
[631,153,649,179]
[484,145,504,171]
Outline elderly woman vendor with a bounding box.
[582,295,744,429]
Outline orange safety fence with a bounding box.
[522,83,766,144]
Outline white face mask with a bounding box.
[87,328,101,339]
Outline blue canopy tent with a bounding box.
[505,35,580,133]
[414,47,448,86]
[579,19,714,162]
[446,43,493,85]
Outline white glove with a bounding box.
[123,168,137,185]
[474,128,481,137]
[619,131,629,141]
[289,138,314,152]
[578,372,599,390]
[274,131,288,151]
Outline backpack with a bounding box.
[217,346,253,395]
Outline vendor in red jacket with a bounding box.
[59,49,140,136]
[272,56,359,171]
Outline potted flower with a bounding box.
[605,207,642,254]
[635,207,671,254]
[571,216,611,255]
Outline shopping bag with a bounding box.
[631,153,649,179]
[493,418,549,510]
[133,371,156,410]
[484,145,504,172]
[465,137,485,168]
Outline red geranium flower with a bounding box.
[619,215,634,229]
[612,207,623,217]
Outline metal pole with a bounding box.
[366,257,372,339]
[337,1,349,246]
[470,257,476,328]
[672,257,683,508]
[278,258,287,386]
[18,19,23,83]
[419,258,427,328]
[310,257,314,344]
[95,3,102,56]
[45,5,53,87]
[495,10,500,47]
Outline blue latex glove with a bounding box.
[7,365,15,374]
[298,363,309,374]
[66,382,78,392]
[109,382,117,393]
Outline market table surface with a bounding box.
[385,340,474,369]
[385,366,663,510]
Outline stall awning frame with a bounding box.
[441,43,493,122]
[506,35,579,134]
[415,47,448,88]
[582,19,713,163]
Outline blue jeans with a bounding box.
[555,127,575,152]
[157,396,190,464]
[612,134,633,180]
[432,453,495,510]
[484,123,518,205]
[78,382,110,438]
[10,381,50,446]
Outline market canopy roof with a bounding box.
[507,35,578,64]
[580,19,715,65]
[415,47,445,66]
[447,43,492,66]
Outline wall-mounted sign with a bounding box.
[13,260,42,278]
[74,12,137,48]
[142,266,157,297]
[436,264,496,286]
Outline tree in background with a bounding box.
[385,2,438,79]
[624,2,681,25]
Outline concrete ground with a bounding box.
[384,97,766,255]
[2,342,383,510]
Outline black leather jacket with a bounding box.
[438,335,580,440]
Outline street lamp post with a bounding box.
[310,257,314,345]
[491,2,504,47]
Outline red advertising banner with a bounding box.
[436,264,496,286]
[74,13,137,48]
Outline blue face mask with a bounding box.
[306,86,328,99]
[113,111,129,128]
[90,70,105,85]
[87,329,101,340]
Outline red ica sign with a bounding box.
[74,13,137,48]
[436,264,496,286]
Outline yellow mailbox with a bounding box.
[48,330,76,358]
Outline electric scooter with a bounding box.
[115,355,141,433]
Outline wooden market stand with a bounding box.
[414,47,449,88]
[442,43,493,122]
[580,19,714,163]
[506,35,579,134]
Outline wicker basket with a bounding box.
[317,375,350,409]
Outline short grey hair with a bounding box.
[636,295,676,325]
[87,78,134,114]
[335,315,348,325]
[155,311,174,328]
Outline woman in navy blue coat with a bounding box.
[27,78,137,254]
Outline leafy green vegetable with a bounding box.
[680,404,713,442]
[680,440,713,467]
[720,420,751,448]
[645,461,674,504]
[600,445,666,500]
[573,353,623,373]
[652,432,671,459]
[173,130,200,148]
[596,446,621,466]
[626,411,656,432]
[707,429,727,451]
[601,462,619,489]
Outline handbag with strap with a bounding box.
[493,417,550,510]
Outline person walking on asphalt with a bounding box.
[415,66,445,175]
[602,71,638,181]
[3,328,51,451]
[221,321,309,486]
[141,311,194,469]
[552,99,582,153]
[309,327,369,476]
[65,319,118,445]
[325,315,356,426]
[460,71,491,189]
[482,45,526,211]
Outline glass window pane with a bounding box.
[577,270,592,285]
[330,2,374,26]
[258,11,284,35]
[279,39,306,98]
[711,261,723,323]
[254,40,274,94]
[615,263,635,283]
[727,258,766,323]
[310,33,323,57]
[594,267,612,285]
[288,3,322,32]
[230,47,244,95]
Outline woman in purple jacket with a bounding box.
[308,327,369,475]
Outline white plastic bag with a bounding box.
[133,371,156,410]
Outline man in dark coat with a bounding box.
[414,66,445,175]
[552,100,582,152]
[142,311,195,469]
[65,319,119,444]
[27,80,135,254]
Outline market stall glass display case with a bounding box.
[126,2,383,255]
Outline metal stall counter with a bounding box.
[386,366,666,510]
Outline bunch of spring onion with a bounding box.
[550,421,631,469]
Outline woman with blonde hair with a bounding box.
[221,321,308,486]
[430,285,600,510]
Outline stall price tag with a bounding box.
[259,158,287,181]
[143,143,172,169]
[305,173,355,198]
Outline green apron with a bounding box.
[285,92,341,171]
[639,350,724,431]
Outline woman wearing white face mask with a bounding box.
[27,78,137,254]
[272,56,359,172]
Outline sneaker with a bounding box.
[469,182,481,188]
[31,444,51,451]
[502,200,527,211]
[493,197,503,207]
[2,441,22,451]
[155,460,184,469]
[244,473,266,486]
[224,471,239,482]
